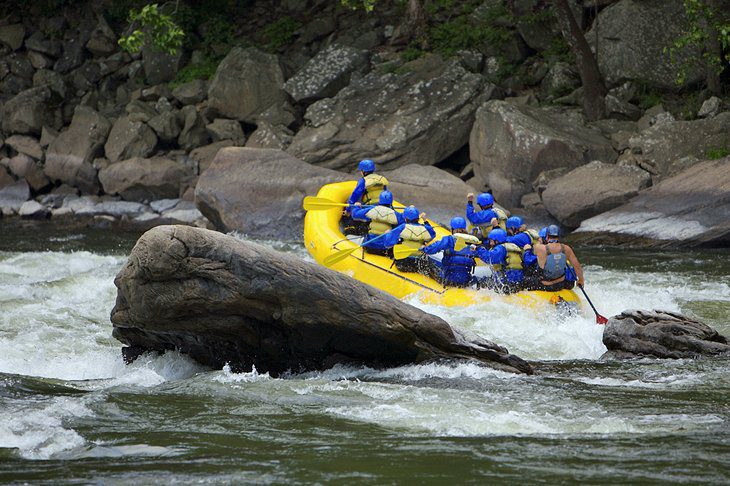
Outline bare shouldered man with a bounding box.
[529,225,584,291]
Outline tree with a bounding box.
[118,2,184,54]
[552,0,607,121]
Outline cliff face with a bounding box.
[0,0,727,246]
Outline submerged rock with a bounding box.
[602,310,730,359]
[111,225,532,375]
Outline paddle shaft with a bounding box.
[578,284,608,324]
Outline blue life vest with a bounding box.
[441,248,475,285]
[543,243,567,280]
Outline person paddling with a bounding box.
[466,192,507,237]
[379,206,436,272]
[343,159,389,235]
[349,190,404,256]
[420,217,479,288]
[527,225,584,291]
[476,228,525,294]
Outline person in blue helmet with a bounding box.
[505,216,533,248]
[476,228,525,293]
[379,205,436,272]
[420,217,480,287]
[466,192,508,238]
[527,224,585,291]
[349,190,404,256]
[343,159,390,236]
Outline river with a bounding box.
[1,221,729,483]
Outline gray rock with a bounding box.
[171,79,208,105]
[1,87,57,136]
[206,118,245,143]
[54,37,86,74]
[85,16,117,57]
[44,106,111,193]
[470,100,617,207]
[0,179,30,215]
[629,113,730,177]
[27,50,52,70]
[190,140,235,174]
[245,122,292,151]
[150,198,180,213]
[161,207,206,224]
[18,200,49,219]
[540,61,580,99]
[697,97,722,118]
[605,95,642,121]
[104,116,158,163]
[8,153,50,192]
[299,17,336,44]
[207,47,286,123]
[32,69,66,98]
[0,24,25,51]
[39,126,58,148]
[99,157,187,201]
[8,53,34,79]
[283,43,369,103]
[575,157,730,247]
[587,0,703,89]
[147,110,183,143]
[5,135,43,160]
[62,195,99,213]
[140,84,172,102]
[111,225,532,375]
[532,167,572,196]
[125,99,158,123]
[177,105,210,151]
[542,161,651,228]
[75,200,148,218]
[602,310,730,359]
[142,44,182,85]
[24,31,61,58]
[257,101,296,127]
[289,55,493,171]
[636,105,671,131]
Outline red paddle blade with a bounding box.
[596,314,609,325]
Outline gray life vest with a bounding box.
[542,244,567,280]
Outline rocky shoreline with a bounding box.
[1,0,728,247]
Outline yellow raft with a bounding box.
[304,181,581,310]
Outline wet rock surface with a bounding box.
[602,310,730,359]
[111,225,533,375]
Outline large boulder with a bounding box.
[283,43,369,103]
[44,106,112,193]
[207,47,286,123]
[470,100,617,207]
[288,55,493,171]
[1,87,58,136]
[627,113,730,178]
[542,161,651,228]
[142,44,182,85]
[177,105,209,151]
[7,153,50,192]
[99,157,188,201]
[111,225,532,375]
[0,179,30,216]
[104,116,158,163]
[586,0,703,89]
[602,310,730,359]
[575,157,730,247]
[0,24,25,51]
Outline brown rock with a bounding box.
[99,157,188,202]
[4,135,43,160]
[104,116,158,163]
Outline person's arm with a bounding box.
[380,224,405,248]
[422,236,452,254]
[350,206,371,221]
[565,245,585,285]
[523,247,537,266]
[347,179,366,205]
[423,221,436,240]
[466,201,478,223]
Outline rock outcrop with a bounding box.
[99,157,189,202]
[602,310,730,359]
[541,161,651,228]
[288,55,493,171]
[470,100,617,207]
[111,225,533,375]
[575,157,730,247]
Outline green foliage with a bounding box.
[428,2,513,57]
[665,0,730,86]
[169,58,219,88]
[540,37,573,64]
[263,16,302,51]
[118,3,185,55]
[401,45,424,62]
[340,0,377,12]
[637,89,663,110]
[705,147,730,159]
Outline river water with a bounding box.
[1,222,729,483]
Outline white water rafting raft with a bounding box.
[304,181,582,311]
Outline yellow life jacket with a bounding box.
[366,205,399,235]
[525,229,539,245]
[494,207,508,231]
[491,242,523,272]
[453,232,481,251]
[399,224,434,249]
[362,173,389,204]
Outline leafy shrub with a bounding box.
[705,147,729,159]
[263,17,302,50]
[169,58,220,88]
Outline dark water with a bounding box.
[1,222,729,483]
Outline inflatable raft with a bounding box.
[304,181,581,310]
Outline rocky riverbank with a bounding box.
[1,0,728,246]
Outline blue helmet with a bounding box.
[488,228,507,244]
[450,217,467,230]
[477,193,494,207]
[506,216,523,230]
[379,190,393,205]
[538,227,548,239]
[358,159,375,173]
[403,206,419,222]
[547,224,560,237]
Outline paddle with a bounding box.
[303,196,405,211]
[578,284,609,325]
[323,232,391,267]
[393,244,421,260]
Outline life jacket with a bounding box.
[471,208,508,237]
[542,243,568,280]
[362,173,389,204]
[399,224,433,249]
[525,229,539,245]
[365,205,399,235]
[442,243,476,285]
[494,207,508,230]
[453,233,481,251]
[490,242,523,272]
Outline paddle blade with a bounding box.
[302,196,347,211]
[393,244,421,260]
[322,247,358,267]
[596,314,609,325]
